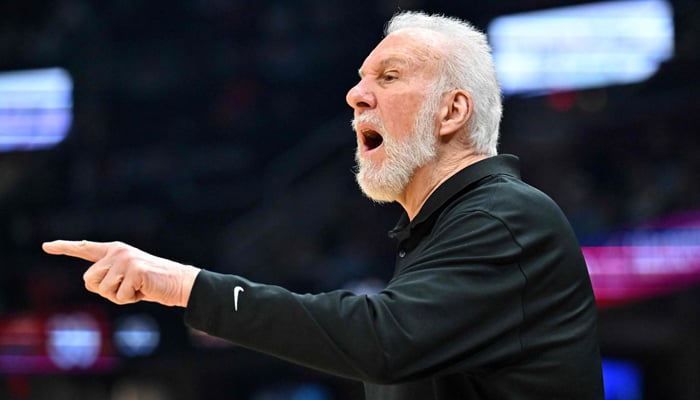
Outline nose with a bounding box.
[346,80,376,111]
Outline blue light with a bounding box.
[45,312,101,370]
[0,67,73,152]
[488,0,674,95]
[602,358,643,400]
[113,314,161,357]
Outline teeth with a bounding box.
[362,128,379,137]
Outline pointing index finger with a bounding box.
[42,240,110,262]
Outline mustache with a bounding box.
[351,113,386,134]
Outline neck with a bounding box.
[397,151,489,220]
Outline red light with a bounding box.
[547,90,577,112]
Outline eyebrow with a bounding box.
[358,57,409,78]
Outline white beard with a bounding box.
[353,92,440,203]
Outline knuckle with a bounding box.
[110,242,132,258]
[114,294,128,304]
[115,287,137,305]
[83,274,96,290]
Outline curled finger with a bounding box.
[83,259,113,294]
[97,262,126,303]
[115,270,144,304]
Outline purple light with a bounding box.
[0,68,73,152]
[584,210,700,306]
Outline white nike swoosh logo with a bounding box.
[233,286,245,311]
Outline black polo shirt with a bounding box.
[185,154,604,399]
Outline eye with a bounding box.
[381,72,399,82]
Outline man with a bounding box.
[43,11,604,399]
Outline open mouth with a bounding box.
[361,128,384,151]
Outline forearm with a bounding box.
[184,270,386,381]
[183,267,525,383]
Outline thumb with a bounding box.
[42,240,111,262]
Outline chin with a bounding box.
[362,189,396,204]
[356,172,402,204]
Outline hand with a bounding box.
[42,240,200,307]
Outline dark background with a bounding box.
[0,0,699,399]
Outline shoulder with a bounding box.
[451,172,564,222]
[439,173,575,247]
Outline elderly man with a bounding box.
[43,11,604,400]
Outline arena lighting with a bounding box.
[46,312,101,370]
[0,310,117,374]
[601,358,643,400]
[488,0,674,95]
[251,382,332,400]
[0,67,73,152]
[113,314,161,357]
[583,210,700,306]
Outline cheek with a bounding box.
[382,95,424,135]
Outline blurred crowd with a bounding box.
[0,0,699,399]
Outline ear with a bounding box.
[438,90,472,137]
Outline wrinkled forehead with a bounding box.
[360,29,445,75]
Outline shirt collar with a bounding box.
[388,154,521,240]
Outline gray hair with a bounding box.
[385,11,502,156]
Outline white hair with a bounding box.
[385,11,502,156]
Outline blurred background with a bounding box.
[0,0,698,399]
